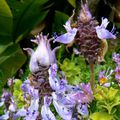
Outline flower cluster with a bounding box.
[54,3,117,63]
[0,2,119,120]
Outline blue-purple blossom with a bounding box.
[48,64,67,92]
[14,99,39,120]
[112,53,120,64]
[41,96,56,120]
[21,79,39,99]
[96,18,116,39]
[54,15,77,44]
[0,111,9,120]
[98,68,113,87]
[52,93,73,120]
[115,65,120,83]
[80,83,94,103]
[77,103,89,116]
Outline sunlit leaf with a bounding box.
[67,0,76,8]
[90,112,113,120]
[0,0,13,43]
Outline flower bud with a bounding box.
[27,33,59,73]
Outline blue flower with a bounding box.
[96,18,116,39]
[0,111,9,120]
[14,99,39,120]
[52,93,73,120]
[54,15,77,44]
[41,96,56,120]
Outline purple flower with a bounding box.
[41,96,56,120]
[54,13,77,44]
[96,18,116,39]
[112,53,120,64]
[115,65,120,83]
[21,79,39,99]
[77,103,88,116]
[98,69,113,87]
[80,83,94,103]
[14,99,39,120]
[52,93,73,120]
[0,111,9,120]
[48,64,67,92]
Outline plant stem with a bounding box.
[89,62,95,90]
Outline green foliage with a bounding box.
[13,79,24,109]
[0,44,26,92]
[60,58,82,85]
[6,0,50,42]
[52,11,69,33]
[67,0,76,8]
[91,85,120,119]
[90,112,113,120]
[59,54,90,84]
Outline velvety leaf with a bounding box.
[67,0,76,8]
[0,43,26,90]
[52,11,69,33]
[0,0,13,43]
[7,0,50,42]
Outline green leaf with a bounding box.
[13,79,24,109]
[0,0,13,43]
[90,112,113,120]
[67,0,76,8]
[0,43,26,90]
[52,11,69,33]
[7,0,50,42]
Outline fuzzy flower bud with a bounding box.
[79,3,92,23]
[24,33,59,73]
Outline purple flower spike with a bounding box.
[41,96,56,120]
[96,18,116,39]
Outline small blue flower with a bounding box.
[54,18,77,44]
[96,18,116,39]
[14,99,39,120]
[0,111,9,120]
[52,93,73,120]
[77,103,89,117]
[41,96,56,120]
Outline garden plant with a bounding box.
[0,0,120,120]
